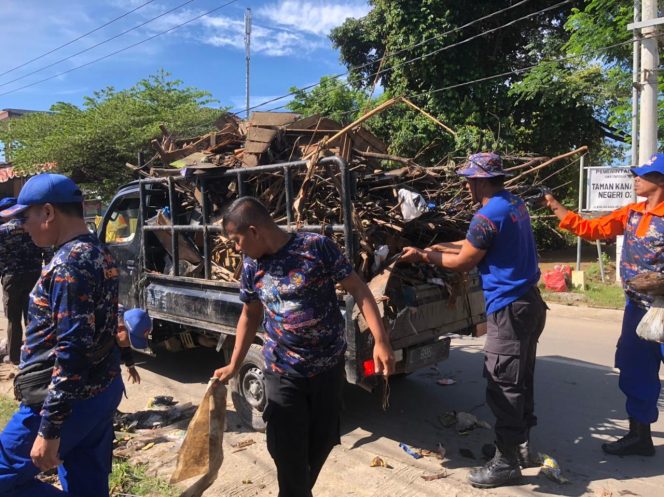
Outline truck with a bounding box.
[98,156,486,430]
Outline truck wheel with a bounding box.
[230,344,267,432]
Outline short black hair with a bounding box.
[52,202,84,218]
[222,197,274,234]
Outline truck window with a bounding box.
[104,196,140,245]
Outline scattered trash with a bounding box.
[421,470,448,481]
[459,448,476,460]
[140,442,155,451]
[147,395,178,408]
[231,438,255,449]
[398,188,429,221]
[436,378,456,386]
[114,403,197,431]
[539,453,569,484]
[399,443,423,459]
[370,456,387,468]
[456,412,479,433]
[439,411,457,428]
[436,442,446,460]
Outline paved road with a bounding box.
[113,303,664,497]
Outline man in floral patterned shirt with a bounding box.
[214,197,394,497]
[546,153,664,458]
[0,174,123,497]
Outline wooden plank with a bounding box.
[244,141,271,154]
[248,112,299,127]
[245,127,278,143]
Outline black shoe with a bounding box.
[481,441,540,469]
[602,418,655,457]
[468,444,522,489]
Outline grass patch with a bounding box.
[110,460,179,497]
[540,259,626,310]
[0,396,17,429]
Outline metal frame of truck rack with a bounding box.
[137,156,358,363]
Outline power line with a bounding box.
[250,0,573,115]
[233,0,573,114]
[277,31,654,121]
[0,0,241,99]
[230,0,535,115]
[0,0,156,79]
[0,0,199,88]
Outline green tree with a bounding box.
[329,0,613,161]
[287,76,370,125]
[0,70,225,197]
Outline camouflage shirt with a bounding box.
[20,233,121,439]
[0,219,51,277]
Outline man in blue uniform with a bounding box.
[0,197,51,364]
[545,153,664,456]
[214,197,395,497]
[401,153,547,488]
[0,174,123,497]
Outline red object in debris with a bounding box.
[362,359,376,377]
[543,270,568,292]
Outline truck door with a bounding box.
[100,193,141,309]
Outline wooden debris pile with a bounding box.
[128,103,588,284]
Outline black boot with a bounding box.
[481,440,541,468]
[468,443,522,489]
[602,418,655,457]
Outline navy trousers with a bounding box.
[616,300,664,424]
[0,376,123,497]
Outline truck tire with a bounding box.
[230,344,267,432]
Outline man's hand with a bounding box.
[31,435,62,472]
[213,363,238,384]
[373,339,395,376]
[126,366,141,384]
[400,246,425,264]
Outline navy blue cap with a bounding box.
[124,308,152,349]
[0,174,83,218]
[631,153,664,177]
[0,197,17,214]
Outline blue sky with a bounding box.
[0,0,371,115]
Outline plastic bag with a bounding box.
[398,189,428,221]
[542,270,568,292]
[637,297,664,343]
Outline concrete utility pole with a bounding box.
[638,0,659,165]
[245,8,252,120]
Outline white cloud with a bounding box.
[202,15,322,57]
[257,0,370,36]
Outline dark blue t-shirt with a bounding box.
[466,190,540,315]
[239,232,353,377]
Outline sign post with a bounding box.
[579,166,634,284]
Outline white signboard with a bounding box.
[585,167,634,211]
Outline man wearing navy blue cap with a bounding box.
[546,153,664,457]
[0,196,51,365]
[401,153,547,488]
[0,173,123,497]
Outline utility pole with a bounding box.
[638,0,659,165]
[244,8,252,120]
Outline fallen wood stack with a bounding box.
[128,105,587,284]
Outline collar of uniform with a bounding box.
[630,199,664,216]
[630,200,664,237]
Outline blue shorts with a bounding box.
[0,376,124,497]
